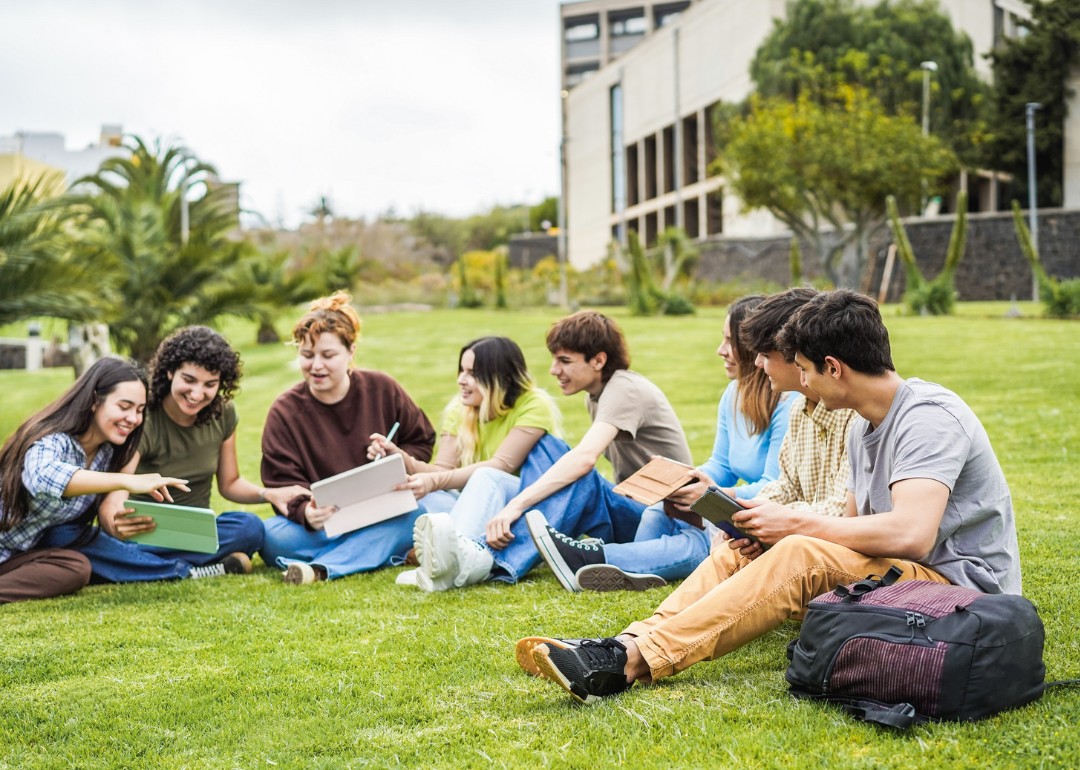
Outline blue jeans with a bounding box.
[41,511,265,583]
[447,467,521,540]
[602,504,712,581]
[261,510,422,580]
[455,434,645,583]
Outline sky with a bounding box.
[0,0,565,227]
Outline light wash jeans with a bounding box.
[446,467,521,540]
[259,490,458,580]
[41,511,265,582]
[602,503,712,581]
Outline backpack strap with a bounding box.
[834,565,905,602]
[1045,680,1080,689]
[841,700,918,729]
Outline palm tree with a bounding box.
[0,175,109,327]
[71,137,264,363]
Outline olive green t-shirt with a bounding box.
[442,389,558,466]
[133,402,239,509]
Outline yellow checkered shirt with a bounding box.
[756,394,857,516]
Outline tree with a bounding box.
[887,191,968,314]
[530,197,559,231]
[71,137,264,364]
[714,87,956,287]
[751,0,990,164]
[987,0,1080,209]
[789,237,803,285]
[247,250,324,343]
[0,175,110,327]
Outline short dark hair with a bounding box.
[740,287,819,360]
[148,326,242,426]
[776,290,895,375]
[546,310,630,381]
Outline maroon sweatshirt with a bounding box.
[260,369,435,527]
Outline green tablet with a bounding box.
[126,500,220,554]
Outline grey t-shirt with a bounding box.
[586,369,693,483]
[847,378,1021,595]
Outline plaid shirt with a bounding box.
[0,432,112,563]
[756,395,857,517]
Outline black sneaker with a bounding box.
[525,510,604,592]
[575,564,667,592]
[515,637,605,678]
[532,638,632,704]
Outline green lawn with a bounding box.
[1,304,1077,769]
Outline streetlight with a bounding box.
[556,89,570,309]
[1026,102,1043,302]
[920,61,937,214]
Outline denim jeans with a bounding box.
[40,511,265,583]
[260,509,422,580]
[446,467,521,540]
[602,504,712,581]
[460,434,645,583]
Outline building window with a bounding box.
[706,189,723,235]
[566,62,600,88]
[683,114,699,185]
[684,199,700,238]
[654,2,690,29]
[626,144,640,207]
[609,9,647,55]
[644,135,658,200]
[645,211,659,247]
[610,13,647,36]
[611,84,626,216]
[663,124,676,194]
[664,205,676,230]
[565,15,600,60]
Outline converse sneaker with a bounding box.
[575,564,667,592]
[188,563,226,579]
[282,562,323,585]
[514,637,606,678]
[414,512,494,592]
[532,638,632,704]
[525,510,604,592]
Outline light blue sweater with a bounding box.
[698,379,792,499]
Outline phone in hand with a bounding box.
[689,485,768,550]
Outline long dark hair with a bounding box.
[148,326,241,426]
[728,295,782,436]
[0,357,147,532]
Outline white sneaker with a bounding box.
[414,512,493,592]
[396,569,419,587]
[282,562,317,585]
[188,563,226,579]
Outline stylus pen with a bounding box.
[378,421,400,459]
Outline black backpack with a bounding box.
[785,567,1076,728]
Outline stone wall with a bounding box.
[696,209,1080,302]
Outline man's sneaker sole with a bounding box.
[515,637,579,678]
[221,552,252,575]
[532,644,600,705]
[576,564,667,592]
[524,510,580,593]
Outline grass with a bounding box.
[1,303,1078,769]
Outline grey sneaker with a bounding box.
[576,564,667,592]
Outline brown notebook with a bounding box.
[612,456,695,506]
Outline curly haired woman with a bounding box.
[48,327,302,582]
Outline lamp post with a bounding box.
[1026,102,1043,302]
[920,61,938,214]
[557,89,570,309]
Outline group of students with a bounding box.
[0,287,1022,710]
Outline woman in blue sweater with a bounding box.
[544,294,791,591]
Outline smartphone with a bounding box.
[690,485,768,550]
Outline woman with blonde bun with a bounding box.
[259,292,438,585]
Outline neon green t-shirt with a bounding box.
[442,389,558,463]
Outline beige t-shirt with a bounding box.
[586,369,693,483]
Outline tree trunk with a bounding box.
[68,323,112,378]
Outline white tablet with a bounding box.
[310,453,419,537]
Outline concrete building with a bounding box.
[561,0,1079,269]
[0,125,128,190]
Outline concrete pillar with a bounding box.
[1063,66,1080,209]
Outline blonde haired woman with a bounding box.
[259,292,437,584]
[369,336,561,590]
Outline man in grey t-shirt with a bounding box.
[520,290,1023,706]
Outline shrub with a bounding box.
[1012,200,1080,318]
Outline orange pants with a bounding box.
[623,535,948,680]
